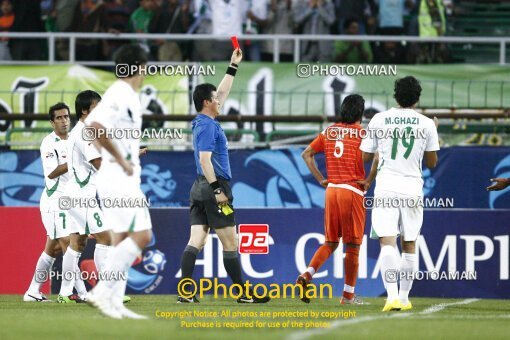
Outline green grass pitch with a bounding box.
[1,295,509,339]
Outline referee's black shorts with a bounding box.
[189,176,235,228]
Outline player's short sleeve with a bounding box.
[425,119,440,152]
[196,122,217,152]
[359,118,378,153]
[309,133,325,153]
[40,139,58,178]
[78,136,102,162]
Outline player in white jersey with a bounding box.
[85,44,152,319]
[360,76,440,312]
[57,91,115,303]
[24,103,87,302]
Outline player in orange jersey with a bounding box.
[297,94,372,304]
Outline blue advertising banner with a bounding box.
[117,208,509,299]
[2,147,509,298]
[1,147,510,208]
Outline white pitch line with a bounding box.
[419,298,479,314]
[417,314,510,320]
[287,298,480,340]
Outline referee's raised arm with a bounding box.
[217,48,243,108]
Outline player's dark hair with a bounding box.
[337,94,365,124]
[394,76,422,108]
[49,102,70,121]
[193,83,217,112]
[75,90,101,120]
[113,43,148,69]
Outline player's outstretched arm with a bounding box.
[217,48,243,108]
[302,146,328,188]
[88,121,133,176]
[487,178,510,191]
[47,163,68,179]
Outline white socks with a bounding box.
[380,245,400,301]
[382,245,401,290]
[30,243,113,298]
[112,274,128,308]
[27,252,55,294]
[343,284,355,294]
[94,244,112,274]
[95,237,140,302]
[59,248,77,296]
[394,245,401,271]
[73,252,88,298]
[399,252,418,304]
[59,247,87,297]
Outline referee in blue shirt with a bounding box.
[177,48,269,304]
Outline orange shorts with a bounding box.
[324,187,366,245]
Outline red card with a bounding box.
[230,36,240,50]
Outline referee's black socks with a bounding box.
[223,251,244,295]
[180,245,199,280]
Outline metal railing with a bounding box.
[0,32,509,65]
[0,81,508,119]
[4,119,510,150]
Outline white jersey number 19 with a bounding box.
[391,127,415,160]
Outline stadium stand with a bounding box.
[449,0,510,62]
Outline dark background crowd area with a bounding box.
[1,0,508,64]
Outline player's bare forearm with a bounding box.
[367,153,379,183]
[217,49,243,107]
[199,151,229,205]
[355,153,378,191]
[89,157,102,171]
[199,151,217,184]
[302,146,327,187]
[89,121,132,175]
[355,152,378,191]
[424,151,438,168]
[89,122,123,164]
[48,163,68,179]
[362,151,375,163]
[217,75,234,107]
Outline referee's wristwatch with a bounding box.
[213,188,223,195]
